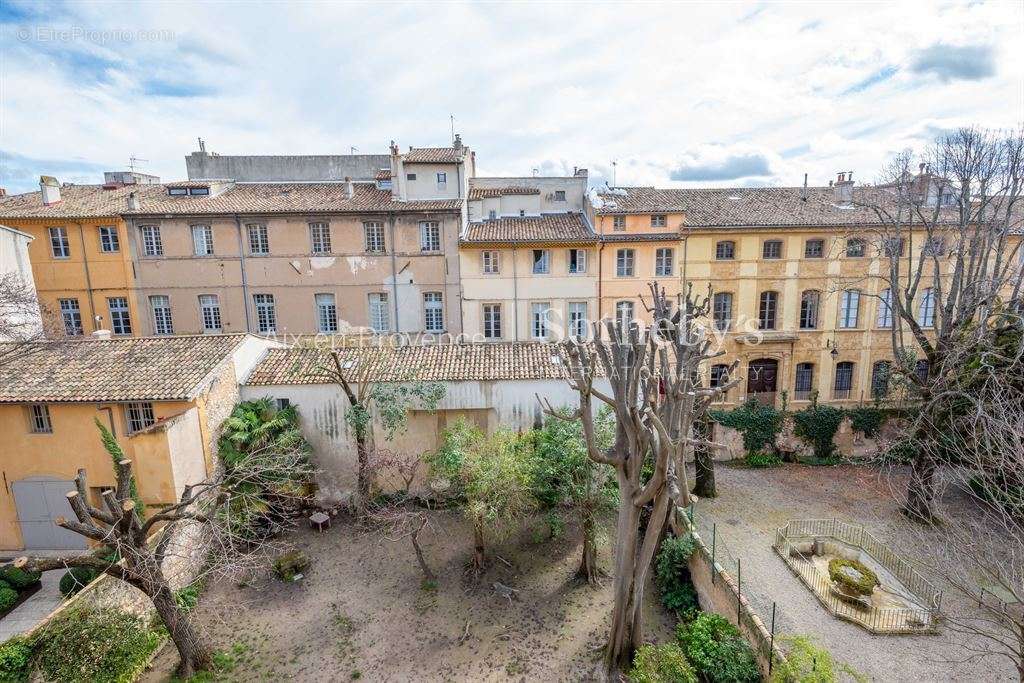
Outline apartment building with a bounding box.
[458,169,597,340]
[0,224,42,340]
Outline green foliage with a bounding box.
[744,452,782,468]
[530,407,616,511]
[0,636,32,682]
[655,534,699,614]
[0,586,17,611]
[711,398,783,458]
[95,419,145,514]
[630,643,697,683]
[344,382,446,440]
[273,551,310,582]
[847,407,886,438]
[881,439,916,464]
[828,558,879,596]
[769,635,847,683]
[969,474,1024,516]
[34,606,163,683]
[792,405,845,461]
[174,580,204,613]
[0,567,40,591]
[676,613,760,683]
[59,567,100,597]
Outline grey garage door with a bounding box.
[12,479,88,550]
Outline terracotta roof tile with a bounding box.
[0,335,247,402]
[0,184,144,219]
[462,213,596,245]
[403,147,465,164]
[468,186,541,200]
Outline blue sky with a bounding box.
[0,1,1021,194]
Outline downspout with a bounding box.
[234,215,252,332]
[75,221,98,328]
[512,246,519,341]
[597,217,605,322]
[388,211,400,332]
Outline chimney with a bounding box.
[389,140,406,201]
[91,329,112,340]
[833,171,854,203]
[575,168,588,177]
[127,191,140,211]
[0,188,6,197]
[40,176,61,205]
[801,173,808,201]
[344,176,354,199]
[453,133,463,150]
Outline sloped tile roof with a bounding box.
[403,147,465,164]
[0,334,247,402]
[0,184,145,219]
[245,342,605,385]
[468,186,542,200]
[462,213,596,245]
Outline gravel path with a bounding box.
[693,463,1017,682]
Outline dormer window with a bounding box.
[189,187,209,196]
[651,215,667,228]
[168,187,188,196]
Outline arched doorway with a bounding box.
[747,358,779,405]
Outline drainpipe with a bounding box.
[597,217,605,321]
[511,247,520,341]
[388,211,400,332]
[234,215,252,332]
[75,221,98,328]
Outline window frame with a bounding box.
[28,404,52,434]
[482,303,502,339]
[532,249,550,275]
[568,301,588,339]
[247,223,269,255]
[423,292,444,333]
[139,225,163,257]
[191,224,214,256]
[436,172,447,186]
[712,292,733,332]
[650,214,667,228]
[758,291,778,330]
[615,300,634,328]
[918,287,936,328]
[794,363,815,398]
[654,247,674,277]
[530,302,550,340]
[799,290,820,329]
[612,216,626,231]
[762,240,783,260]
[481,250,500,275]
[833,361,855,397]
[715,240,735,260]
[876,288,894,328]
[199,294,222,333]
[568,248,587,275]
[149,295,174,335]
[59,298,83,336]
[871,361,891,399]
[125,402,156,434]
[363,221,386,253]
[804,238,825,259]
[554,190,566,202]
[315,293,338,334]
[49,226,70,259]
[419,221,441,252]
[253,293,277,334]
[309,222,332,255]
[616,248,635,277]
[98,226,120,253]
[845,237,866,258]
[839,289,861,329]
[107,297,132,335]
[368,292,391,333]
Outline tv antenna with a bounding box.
[611,160,618,187]
[350,146,358,154]
[450,114,455,144]
[129,155,148,172]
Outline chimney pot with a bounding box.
[39,176,61,205]
[453,133,463,150]
[344,176,354,199]
[127,191,140,211]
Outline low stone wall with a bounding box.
[714,415,906,462]
[684,515,785,678]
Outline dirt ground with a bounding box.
[144,510,674,682]
[695,462,1018,682]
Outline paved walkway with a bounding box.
[0,570,63,641]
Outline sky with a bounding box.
[0,0,1022,194]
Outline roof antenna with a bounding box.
[450,114,455,144]
[197,137,206,153]
[611,160,618,187]
[128,155,148,172]
[801,172,808,201]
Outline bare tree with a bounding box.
[364,449,436,583]
[856,126,1024,520]
[541,283,738,676]
[3,432,313,679]
[0,272,53,368]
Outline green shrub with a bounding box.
[828,558,879,596]
[711,399,783,458]
[34,606,163,683]
[630,643,697,683]
[0,567,41,590]
[881,439,916,464]
[273,551,310,582]
[676,613,759,683]
[0,586,17,612]
[59,567,100,597]
[792,405,845,461]
[847,407,886,438]
[0,636,33,681]
[174,581,204,613]
[655,534,699,614]
[744,452,782,468]
[770,635,848,682]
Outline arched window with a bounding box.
[834,361,855,399]
[871,361,891,399]
[758,291,778,330]
[794,363,814,400]
[799,291,820,329]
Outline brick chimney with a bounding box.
[833,171,854,203]
[40,176,61,205]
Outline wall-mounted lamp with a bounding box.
[826,338,839,360]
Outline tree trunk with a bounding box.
[904,450,938,522]
[692,444,717,498]
[356,430,371,503]
[410,527,435,582]
[472,519,486,571]
[135,558,213,679]
[604,483,642,675]
[578,508,599,585]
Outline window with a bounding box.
[715,241,735,260]
[126,402,155,433]
[804,239,824,258]
[247,223,269,255]
[918,288,936,328]
[436,172,447,185]
[877,288,893,328]
[616,248,635,277]
[712,292,733,331]
[59,298,83,336]
[923,237,946,257]
[189,187,209,196]
[423,292,444,332]
[150,295,173,335]
[274,398,291,411]
[568,249,587,274]
[762,240,782,259]
[168,187,188,196]
[368,292,390,333]
[199,295,221,332]
[531,302,550,339]
[28,404,52,433]
[871,361,891,399]
[420,221,441,252]
[846,238,866,257]
[488,209,497,220]
[481,250,499,274]
[364,222,385,253]
[616,301,634,328]
[98,226,120,253]
[568,302,588,339]
[758,291,778,330]
[108,297,132,335]
[834,362,854,398]
[612,216,625,231]
[883,237,905,257]
[799,291,820,329]
[915,359,930,383]
[554,190,566,202]
[650,215,667,228]
[839,290,861,329]
[519,209,526,217]
[315,293,338,333]
[49,227,70,258]
[140,225,163,256]
[654,248,673,276]
[254,293,277,333]
[309,222,331,254]
[191,225,214,255]
[709,364,731,388]
[795,363,814,399]
[406,173,417,181]
[483,304,502,339]
[532,249,550,274]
